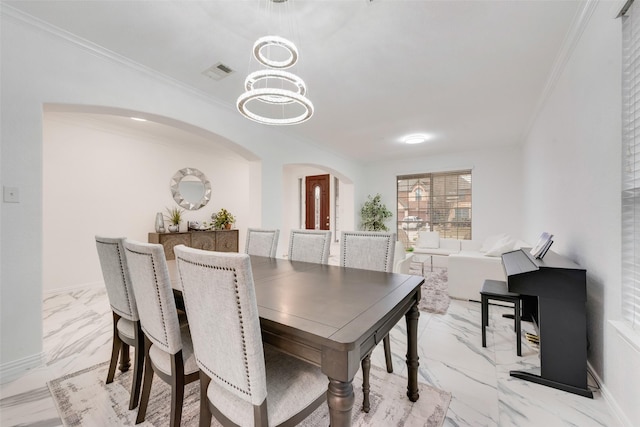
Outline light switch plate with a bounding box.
[3,186,19,203]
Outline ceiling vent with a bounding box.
[203,62,234,81]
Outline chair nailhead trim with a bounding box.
[199,360,251,397]
[177,257,253,397]
[97,240,135,318]
[341,232,393,272]
[290,231,330,263]
[115,244,136,318]
[127,248,169,348]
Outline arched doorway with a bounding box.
[282,164,355,262]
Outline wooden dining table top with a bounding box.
[169,255,423,353]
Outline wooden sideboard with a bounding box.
[148,229,239,260]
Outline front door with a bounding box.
[305,174,330,230]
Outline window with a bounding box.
[397,170,472,244]
[622,1,640,330]
[453,208,471,221]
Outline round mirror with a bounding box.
[170,168,211,210]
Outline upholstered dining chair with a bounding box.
[339,230,396,413]
[245,228,279,258]
[288,229,332,264]
[174,245,328,427]
[123,240,199,427]
[95,236,144,410]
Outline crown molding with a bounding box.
[0,3,233,112]
[520,0,600,142]
[1,3,328,153]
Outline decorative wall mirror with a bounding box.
[170,167,212,210]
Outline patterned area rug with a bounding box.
[418,267,450,314]
[48,361,451,427]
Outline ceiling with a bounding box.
[6,0,585,162]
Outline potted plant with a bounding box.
[212,208,235,230]
[164,206,184,232]
[360,193,393,231]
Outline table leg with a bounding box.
[327,378,355,427]
[361,355,371,413]
[405,301,420,402]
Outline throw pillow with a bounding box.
[418,231,440,249]
[480,233,508,253]
[485,235,515,257]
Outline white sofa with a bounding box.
[412,231,528,301]
[447,239,504,301]
[411,231,461,268]
[448,235,529,301]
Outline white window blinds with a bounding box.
[622,0,640,330]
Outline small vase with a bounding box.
[155,212,165,233]
[168,224,179,233]
[224,223,232,230]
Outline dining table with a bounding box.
[169,255,424,427]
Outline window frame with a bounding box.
[397,170,472,245]
[621,0,640,330]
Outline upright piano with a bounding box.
[502,248,593,398]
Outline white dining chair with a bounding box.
[245,228,279,258]
[95,236,144,410]
[288,229,332,264]
[123,240,198,427]
[339,230,396,413]
[174,245,327,427]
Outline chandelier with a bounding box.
[237,2,314,125]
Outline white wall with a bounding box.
[522,2,637,425]
[42,113,252,292]
[365,145,524,240]
[0,7,363,379]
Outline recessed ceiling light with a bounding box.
[130,117,147,122]
[403,134,428,144]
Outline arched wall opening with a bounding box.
[282,163,355,262]
[42,105,260,292]
[1,11,366,379]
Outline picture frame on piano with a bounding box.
[530,232,554,259]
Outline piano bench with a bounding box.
[480,279,522,356]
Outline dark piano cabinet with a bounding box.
[502,249,593,398]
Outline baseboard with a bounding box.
[587,362,634,427]
[2,283,104,384]
[0,351,45,385]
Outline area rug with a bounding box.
[418,267,450,314]
[49,361,451,427]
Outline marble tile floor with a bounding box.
[1,287,620,427]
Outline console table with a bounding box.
[148,229,238,260]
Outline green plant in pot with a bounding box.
[360,193,393,231]
[165,206,184,232]
[212,208,235,230]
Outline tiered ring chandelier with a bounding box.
[237,9,314,125]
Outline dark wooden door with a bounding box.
[305,174,330,230]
